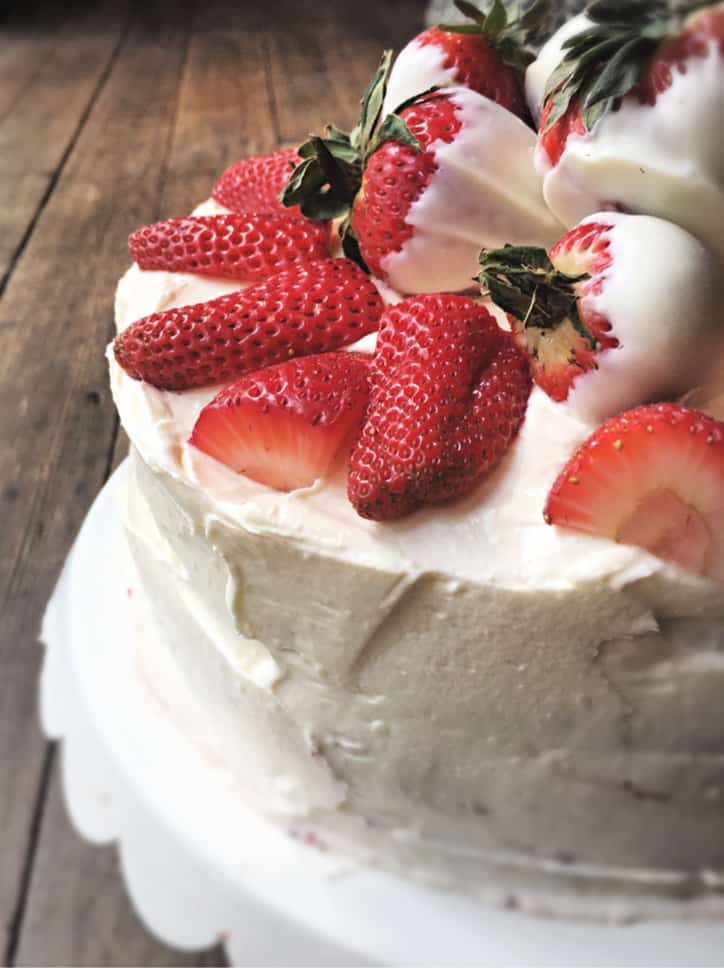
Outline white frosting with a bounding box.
[537,40,724,263]
[109,203,724,916]
[524,14,592,124]
[381,87,563,294]
[564,213,724,423]
[383,38,458,116]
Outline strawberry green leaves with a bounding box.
[543,0,710,132]
[441,0,555,71]
[280,51,420,235]
[478,244,594,346]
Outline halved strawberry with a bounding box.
[212,147,302,216]
[479,221,618,403]
[544,404,724,581]
[114,258,384,392]
[189,353,370,491]
[129,214,332,282]
[348,293,531,521]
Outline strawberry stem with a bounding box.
[478,244,596,347]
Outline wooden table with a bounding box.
[0,1,421,963]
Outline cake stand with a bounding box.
[39,462,724,967]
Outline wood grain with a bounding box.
[0,0,129,287]
[0,0,196,963]
[1,0,421,964]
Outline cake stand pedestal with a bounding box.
[39,462,724,967]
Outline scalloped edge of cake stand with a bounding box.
[37,462,724,967]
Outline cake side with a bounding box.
[106,2,724,919]
[121,443,724,918]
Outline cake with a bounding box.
[108,1,724,919]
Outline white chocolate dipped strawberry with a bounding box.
[283,54,561,295]
[479,212,724,424]
[382,0,549,122]
[534,1,724,263]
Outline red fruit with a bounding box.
[479,220,618,403]
[129,214,332,282]
[114,259,384,392]
[190,353,371,491]
[351,92,462,280]
[539,97,585,168]
[416,26,528,120]
[212,147,302,216]
[348,294,531,521]
[544,404,724,581]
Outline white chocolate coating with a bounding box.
[536,39,724,264]
[524,14,592,124]
[382,37,458,116]
[381,87,562,294]
[564,213,724,423]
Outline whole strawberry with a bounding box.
[282,53,560,294]
[190,353,371,491]
[114,259,384,391]
[544,403,724,581]
[479,212,724,423]
[532,1,724,262]
[129,214,332,282]
[347,294,531,521]
[212,147,303,217]
[382,0,552,121]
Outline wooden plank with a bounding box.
[8,2,422,963]
[14,773,227,967]
[0,2,70,120]
[0,0,129,285]
[0,0,209,964]
[266,0,425,145]
[6,1,281,964]
[159,2,278,214]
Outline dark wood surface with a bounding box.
[0,1,422,964]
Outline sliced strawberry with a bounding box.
[129,214,332,282]
[212,147,302,216]
[114,258,384,392]
[190,353,370,491]
[544,404,724,581]
[348,294,531,521]
[479,221,618,403]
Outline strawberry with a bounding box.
[479,219,617,403]
[534,2,724,262]
[281,54,560,294]
[347,294,531,521]
[190,352,370,491]
[129,214,332,282]
[212,147,303,217]
[544,403,724,581]
[479,212,724,423]
[382,0,553,122]
[114,258,384,392]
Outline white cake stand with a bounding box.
[40,462,724,967]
